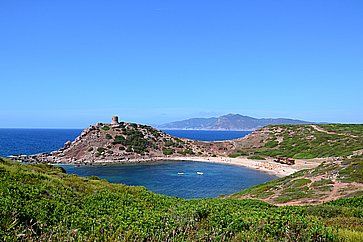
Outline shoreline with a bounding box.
[54,156,324,178]
[164,156,323,177]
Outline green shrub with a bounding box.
[163,148,174,155]
[101,125,110,131]
[164,140,174,147]
[311,179,334,187]
[113,135,125,144]
[229,150,248,158]
[265,140,279,148]
[105,134,112,139]
[0,159,361,241]
[177,149,194,155]
[290,178,311,188]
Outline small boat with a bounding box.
[196,172,204,175]
[177,172,184,175]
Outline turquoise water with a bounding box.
[60,161,276,199]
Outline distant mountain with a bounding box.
[157,114,312,131]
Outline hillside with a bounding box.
[230,156,363,205]
[1,158,363,241]
[158,114,311,131]
[29,121,209,163]
[226,124,363,159]
[20,122,363,170]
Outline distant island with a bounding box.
[157,113,312,131]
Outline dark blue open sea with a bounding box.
[0,128,270,198]
[0,129,82,157]
[163,130,251,141]
[0,129,250,156]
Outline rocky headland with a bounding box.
[16,117,363,180]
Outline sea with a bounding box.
[0,129,251,156]
[0,128,273,198]
[0,129,82,157]
[162,129,251,141]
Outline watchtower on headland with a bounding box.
[111,116,119,125]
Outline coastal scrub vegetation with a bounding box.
[83,122,199,158]
[232,124,363,159]
[105,134,112,139]
[162,148,174,155]
[101,125,110,131]
[231,157,363,205]
[228,150,249,158]
[1,158,363,241]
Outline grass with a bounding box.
[2,158,363,241]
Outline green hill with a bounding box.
[230,156,363,205]
[28,122,206,163]
[1,158,362,241]
[230,124,363,159]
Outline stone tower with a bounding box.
[111,116,119,125]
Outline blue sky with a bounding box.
[0,1,362,128]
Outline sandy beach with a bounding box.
[89,156,324,177]
[167,156,323,177]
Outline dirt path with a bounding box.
[310,125,358,138]
[276,179,363,206]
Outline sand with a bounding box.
[90,156,324,177]
[167,156,323,177]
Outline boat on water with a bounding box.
[196,172,204,175]
[177,172,184,175]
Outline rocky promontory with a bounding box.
[17,117,363,167]
[30,118,216,164]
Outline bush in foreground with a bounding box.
[0,159,362,241]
